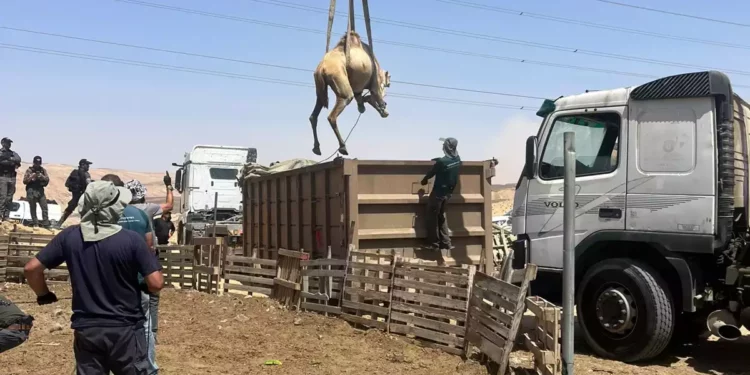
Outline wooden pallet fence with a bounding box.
[2,233,64,282]
[272,248,309,308]
[300,247,348,316]
[464,265,538,375]
[157,245,194,289]
[388,261,476,355]
[223,254,277,296]
[340,249,396,331]
[523,296,561,375]
[192,237,225,295]
[0,235,8,281]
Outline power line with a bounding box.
[595,0,750,28]
[0,43,536,111]
[0,27,546,101]
[116,0,750,79]
[436,0,750,51]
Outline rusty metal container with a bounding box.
[242,158,495,271]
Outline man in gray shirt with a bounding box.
[125,173,173,344]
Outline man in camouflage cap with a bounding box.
[23,156,51,228]
[0,137,21,222]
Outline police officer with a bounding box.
[420,137,462,251]
[23,156,51,228]
[0,137,22,222]
[0,295,35,354]
[58,159,93,227]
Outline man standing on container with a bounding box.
[0,137,21,222]
[420,137,462,251]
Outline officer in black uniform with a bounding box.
[0,295,35,353]
[0,137,22,222]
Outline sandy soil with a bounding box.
[4,284,750,375]
[492,186,514,217]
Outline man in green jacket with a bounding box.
[421,137,462,251]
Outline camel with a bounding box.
[309,31,391,156]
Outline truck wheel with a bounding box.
[576,258,675,363]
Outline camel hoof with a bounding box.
[357,104,366,114]
[380,110,389,118]
[338,146,349,156]
[312,146,321,156]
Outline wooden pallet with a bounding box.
[464,265,538,375]
[157,245,194,289]
[223,255,277,296]
[272,248,309,308]
[340,249,396,331]
[388,261,476,355]
[193,237,224,295]
[300,247,348,316]
[1,233,63,282]
[524,296,562,375]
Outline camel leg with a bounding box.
[309,102,324,155]
[354,93,366,114]
[327,73,354,155]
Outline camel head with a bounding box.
[374,69,391,118]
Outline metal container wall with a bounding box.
[243,158,494,271]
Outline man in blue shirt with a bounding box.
[23,181,163,375]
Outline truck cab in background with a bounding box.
[511,71,750,363]
[172,145,257,245]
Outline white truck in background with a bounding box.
[172,145,257,245]
[9,199,62,227]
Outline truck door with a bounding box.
[525,107,627,269]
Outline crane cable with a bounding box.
[325,0,336,52]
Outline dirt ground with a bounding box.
[3,284,750,375]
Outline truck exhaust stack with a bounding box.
[707,309,742,341]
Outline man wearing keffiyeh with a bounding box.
[22,181,164,375]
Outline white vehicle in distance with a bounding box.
[8,198,63,227]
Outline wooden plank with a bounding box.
[395,261,470,275]
[342,300,389,316]
[469,305,510,338]
[393,278,468,297]
[390,311,465,335]
[7,244,47,251]
[389,323,463,347]
[193,237,222,246]
[300,291,330,301]
[471,285,516,312]
[277,248,309,259]
[346,274,392,286]
[193,265,220,275]
[274,277,301,291]
[223,283,272,295]
[467,313,509,349]
[465,329,504,365]
[224,265,277,277]
[340,313,388,330]
[349,250,394,259]
[225,256,277,266]
[301,302,341,315]
[524,333,557,366]
[474,272,521,301]
[395,268,467,285]
[348,262,394,273]
[344,287,391,301]
[156,245,194,251]
[470,292,513,326]
[301,259,347,267]
[226,274,275,285]
[5,267,68,277]
[302,269,346,278]
[392,290,466,310]
[390,302,467,321]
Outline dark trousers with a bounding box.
[425,193,451,248]
[149,294,159,336]
[0,176,15,220]
[65,192,83,214]
[74,324,149,375]
[0,328,29,354]
[27,188,49,225]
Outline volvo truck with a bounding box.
[511,71,750,363]
[172,145,257,244]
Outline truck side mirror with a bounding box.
[175,168,184,194]
[523,135,537,178]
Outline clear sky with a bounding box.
[3,0,750,183]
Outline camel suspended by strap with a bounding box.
[309,0,391,156]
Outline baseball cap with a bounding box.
[1,137,12,144]
[33,156,42,163]
[79,159,93,166]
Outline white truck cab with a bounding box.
[172,145,257,244]
[8,199,62,227]
[511,71,750,363]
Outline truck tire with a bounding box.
[576,258,674,363]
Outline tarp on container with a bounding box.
[242,158,318,179]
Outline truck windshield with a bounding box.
[209,168,239,180]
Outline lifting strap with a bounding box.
[362,0,373,54]
[325,0,336,52]
[345,0,354,63]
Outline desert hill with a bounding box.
[12,163,179,207]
